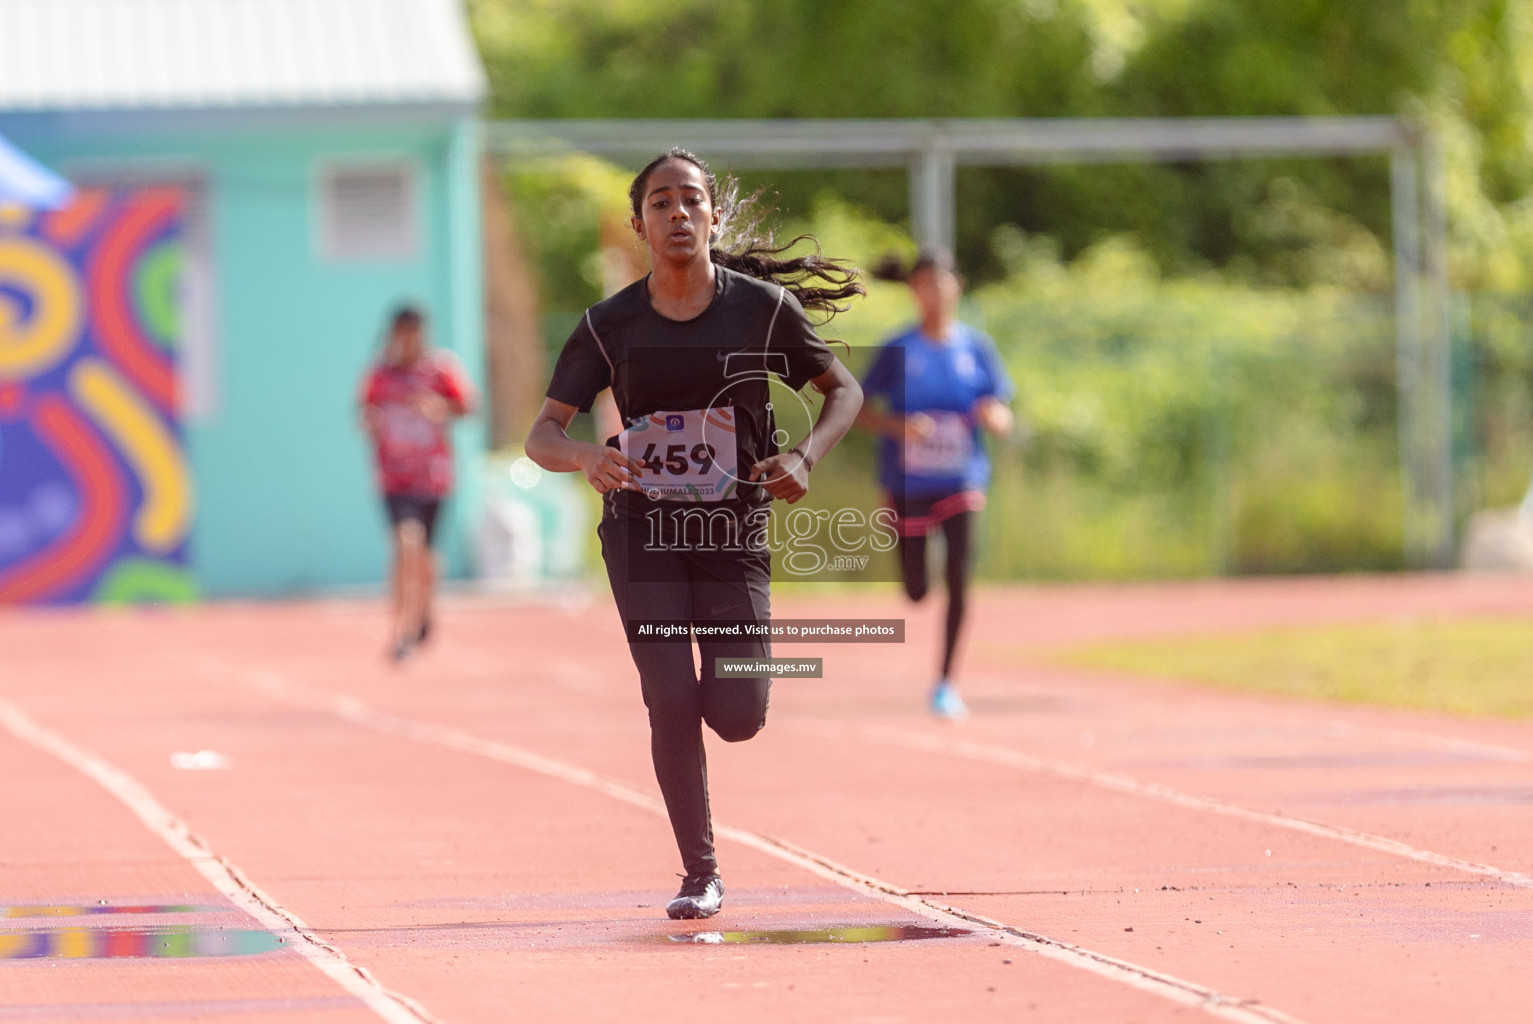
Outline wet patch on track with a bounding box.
[661,924,971,945]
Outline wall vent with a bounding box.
[320,164,417,261]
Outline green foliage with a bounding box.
[780,198,1423,579]
[498,156,1532,582]
[1456,293,1533,509]
[957,233,1409,577]
[501,153,635,313]
[470,0,1101,120]
[470,0,1533,289]
[1113,0,1533,290]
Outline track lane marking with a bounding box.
[0,697,440,1024]
[201,661,1307,1024]
[835,723,1533,889]
[1319,719,1532,764]
[494,646,1533,888]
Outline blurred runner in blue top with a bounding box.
[859,246,1014,720]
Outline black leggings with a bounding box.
[599,511,771,878]
[898,510,974,680]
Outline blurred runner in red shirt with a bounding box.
[360,306,475,662]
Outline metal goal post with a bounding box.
[486,117,1453,569]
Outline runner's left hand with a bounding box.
[749,453,809,503]
[415,393,452,423]
[972,396,1013,437]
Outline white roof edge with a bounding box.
[0,0,488,114]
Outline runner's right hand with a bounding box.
[903,413,936,443]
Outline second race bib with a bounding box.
[376,402,438,456]
[902,411,973,476]
[619,407,740,502]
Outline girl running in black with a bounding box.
[525,149,864,919]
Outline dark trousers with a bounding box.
[599,511,772,878]
[898,510,975,679]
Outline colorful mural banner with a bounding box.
[0,189,194,605]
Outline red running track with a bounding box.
[1,572,1531,1023]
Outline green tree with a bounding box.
[471,0,1533,287]
[1110,0,1533,289]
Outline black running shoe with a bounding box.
[665,874,724,920]
[415,615,431,645]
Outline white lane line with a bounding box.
[1321,719,1533,764]
[205,662,1306,1024]
[849,724,1533,889]
[0,697,439,1024]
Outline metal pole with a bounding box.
[1420,130,1455,568]
[909,141,956,252]
[1390,145,1425,567]
[483,117,1412,164]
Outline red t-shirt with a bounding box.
[361,351,474,497]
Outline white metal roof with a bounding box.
[0,0,486,112]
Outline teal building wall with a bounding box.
[1,111,486,596]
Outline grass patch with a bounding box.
[1049,617,1533,718]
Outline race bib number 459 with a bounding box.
[619,407,740,501]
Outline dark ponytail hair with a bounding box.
[628,148,866,323]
